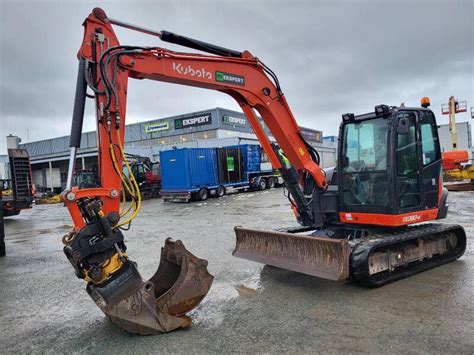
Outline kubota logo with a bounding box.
[172,62,212,79]
[402,214,421,223]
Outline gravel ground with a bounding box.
[1,188,473,354]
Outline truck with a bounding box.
[160,144,283,202]
[124,153,162,199]
[1,148,34,217]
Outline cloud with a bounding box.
[0,0,472,152]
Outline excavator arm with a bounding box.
[62,8,331,335]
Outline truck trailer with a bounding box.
[1,148,34,216]
[160,145,282,202]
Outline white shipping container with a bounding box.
[438,122,472,156]
[0,162,8,179]
[32,170,43,188]
[45,168,62,188]
[322,151,337,168]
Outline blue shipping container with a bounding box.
[323,135,337,143]
[160,148,219,191]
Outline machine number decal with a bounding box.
[402,214,421,223]
[215,71,245,86]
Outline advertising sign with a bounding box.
[222,114,247,127]
[144,121,169,133]
[175,113,212,129]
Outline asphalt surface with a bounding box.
[1,188,473,354]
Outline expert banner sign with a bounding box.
[175,113,212,129]
[222,114,247,127]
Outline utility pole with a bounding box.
[441,96,467,150]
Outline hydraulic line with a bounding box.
[115,129,141,228]
[99,46,145,109]
[108,141,138,221]
[97,46,143,226]
[84,60,105,94]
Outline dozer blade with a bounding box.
[86,238,213,335]
[233,227,350,281]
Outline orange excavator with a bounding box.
[62,8,466,335]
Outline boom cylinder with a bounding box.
[66,59,87,190]
[69,59,87,148]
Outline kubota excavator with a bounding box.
[62,8,466,335]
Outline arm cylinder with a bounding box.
[161,31,242,58]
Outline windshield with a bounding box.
[341,117,390,207]
[342,118,389,172]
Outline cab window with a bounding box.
[396,113,417,176]
[419,111,440,165]
[342,118,388,172]
[341,118,390,207]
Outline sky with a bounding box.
[0,0,472,152]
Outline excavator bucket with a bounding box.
[86,238,213,335]
[234,227,350,281]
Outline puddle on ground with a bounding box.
[37,229,52,235]
[56,224,73,230]
[12,239,29,244]
[190,269,263,328]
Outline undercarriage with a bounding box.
[234,223,466,287]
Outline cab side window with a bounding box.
[396,113,417,176]
[419,111,441,166]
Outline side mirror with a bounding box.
[397,118,410,135]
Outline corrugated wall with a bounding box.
[438,122,472,154]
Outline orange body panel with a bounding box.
[442,150,469,170]
[339,209,439,227]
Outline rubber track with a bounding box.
[350,223,467,287]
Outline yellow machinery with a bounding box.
[439,97,473,191]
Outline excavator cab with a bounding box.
[338,105,447,224]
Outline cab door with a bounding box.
[417,110,442,209]
[395,111,422,213]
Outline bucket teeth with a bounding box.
[233,227,349,281]
[87,238,213,335]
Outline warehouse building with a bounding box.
[19,107,337,192]
[438,121,473,158]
